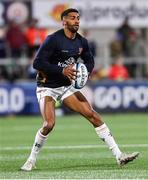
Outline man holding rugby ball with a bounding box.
[21,8,139,171]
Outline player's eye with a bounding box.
[68,16,80,20]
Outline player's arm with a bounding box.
[81,38,95,74]
[33,35,63,75]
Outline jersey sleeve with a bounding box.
[81,38,94,74]
[33,35,63,75]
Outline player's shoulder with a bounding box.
[76,32,88,45]
[50,29,64,38]
[46,29,63,41]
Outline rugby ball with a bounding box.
[72,63,88,89]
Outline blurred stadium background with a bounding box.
[0,0,148,179]
[0,0,148,115]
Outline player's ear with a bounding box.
[62,17,67,26]
[62,21,65,26]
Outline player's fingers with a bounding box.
[63,66,78,78]
[68,65,78,72]
[68,74,76,81]
[70,68,79,75]
[71,72,77,77]
[72,69,78,73]
[71,75,76,80]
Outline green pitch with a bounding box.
[0,114,148,179]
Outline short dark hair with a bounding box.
[61,8,79,20]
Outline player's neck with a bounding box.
[64,29,76,39]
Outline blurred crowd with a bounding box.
[0,17,148,82]
[0,18,47,82]
[91,17,148,81]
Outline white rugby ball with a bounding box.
[72,63,88,89]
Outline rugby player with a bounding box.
[21,8,139,171]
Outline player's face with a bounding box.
[65,12,80,33]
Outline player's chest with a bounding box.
[56,39,83,58]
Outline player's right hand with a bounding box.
[62,64,78,81]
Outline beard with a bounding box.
[67,24,79,33]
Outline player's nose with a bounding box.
[75,22,79,25]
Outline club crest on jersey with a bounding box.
[78,48,83,54]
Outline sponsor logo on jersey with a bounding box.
[61,50,69,53]
[58,57,76,67]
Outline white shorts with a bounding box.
[36,85,79,102]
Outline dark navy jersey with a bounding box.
[33,29,94,88]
